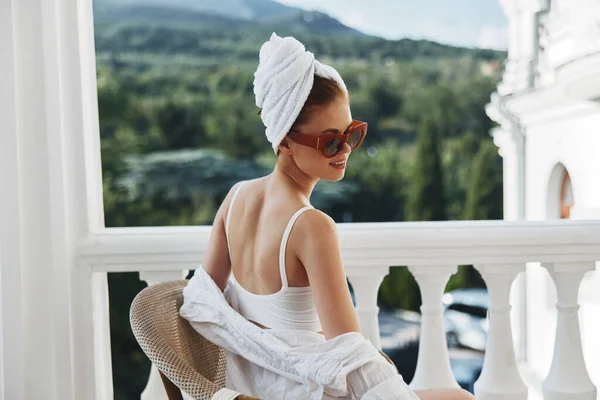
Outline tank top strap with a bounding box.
[278,206,314,289]
[225,181,246,257]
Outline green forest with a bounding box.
[95,2,506,398]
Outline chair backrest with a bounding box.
[130,280,227,400]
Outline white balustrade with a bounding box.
[474,264,527,400]
[542,263,597,400]
[346,266,389,349]
[77,221,600,399]
[139,270,189,400]
[408,265,459,390]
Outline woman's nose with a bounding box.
[340,142,352,154]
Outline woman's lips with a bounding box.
[329,160,346,170]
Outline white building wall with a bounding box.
[524,113,600,388]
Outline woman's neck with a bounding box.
[271,156,318,202]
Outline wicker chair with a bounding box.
[130,280,258,400]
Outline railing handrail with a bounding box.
[78,220,600,272]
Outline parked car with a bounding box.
[349,285,487,392]
[378,307,484,393]
[443,288,489,352]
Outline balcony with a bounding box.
[77,220,600,399]
[1,0,599,399]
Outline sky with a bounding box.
[274,0,508,50]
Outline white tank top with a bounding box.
[225,182,322,332]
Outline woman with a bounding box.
[181,33,474,400]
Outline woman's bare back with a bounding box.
[225,177,312,295]
[202,174,360,339]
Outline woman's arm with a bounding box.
[202,182,243,291]
[292,210,360,339]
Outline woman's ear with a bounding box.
[278,138,293,156]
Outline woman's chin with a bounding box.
[323,171,345,182]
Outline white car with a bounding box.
[443,288,489,352]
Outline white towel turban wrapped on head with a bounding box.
[253,32,348,154]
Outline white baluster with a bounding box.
[347,266,389,350]
[408,265,459,390]
[139,270,189,400]
[474,264,527,400]
[542,263,597,400]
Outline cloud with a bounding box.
[338,11,368,32]
[274,0,509,48]
[477,25,508,50]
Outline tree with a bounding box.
[367,81,402,118]
[380,119,447,312]
[406,118,447,221]
[403,84,463,138]
[464,141,503,220]
[378,267,421,311]
[154,99,209,150]
[451,140,503,289]
[203,95,268,159]
[399,118,447,309]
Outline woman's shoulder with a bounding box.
[219,179,259,221]
[289,208,344,280]
[222,180,247,209]
[231,177,270,194]
[293,208,338,244]
[298,208,334,228]
[225,178,264,202]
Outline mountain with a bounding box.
[94,0,332,21]
[94,0,302,21]
[92,0,505,65]
[93,0,366,37]
[260,10,363,36]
